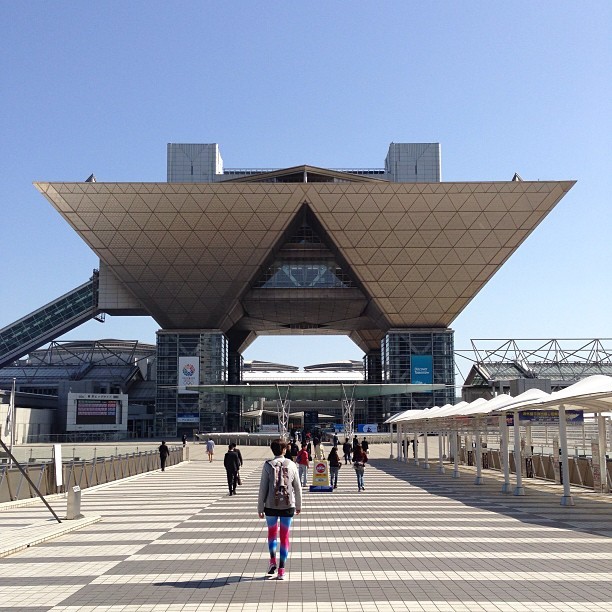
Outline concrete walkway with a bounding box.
[1,442,611,611]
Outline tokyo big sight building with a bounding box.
[33,143,575,435]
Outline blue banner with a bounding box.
[411,355,433,385]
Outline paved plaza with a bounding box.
[1,442,612,611]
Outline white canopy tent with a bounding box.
[384,376,612,504]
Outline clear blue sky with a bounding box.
[1,2,610,378]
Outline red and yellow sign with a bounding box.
[312,460,330,486]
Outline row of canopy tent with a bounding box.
[385,375,612,506]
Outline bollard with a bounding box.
[65,485,84,520]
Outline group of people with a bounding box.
[283,435,370,491]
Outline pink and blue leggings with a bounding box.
[265,515,293,567]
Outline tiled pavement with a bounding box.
[1,443,611,611]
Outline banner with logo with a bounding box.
[178,356,199,394]
[411,355,433,385]
[357,423,378,433]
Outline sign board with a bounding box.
[333,423,345,433]
[311,460,330,486]
[261,424,279,432]
[303,410,319,433]
[506,409,584,425]
[53,444,63,488]
[411,355,433,385]
[357,423,378,433]
[178,356,199,394]
[177,412,200,423]
[67,392,127,431]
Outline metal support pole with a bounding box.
[341,384,356,442]
[500,413,511,494]
[474,424,483,485]
[558,404,574,506]
[437,431,445,474]
[0,437,61,522]
[422,430,430,469]
[513,409,525,496]
[276,385,291,441]
[452,431,460,478]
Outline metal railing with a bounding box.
[0,446,183,503]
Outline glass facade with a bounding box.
[0,274,99,368]
[156,331,227,436]
[382,329,455,420]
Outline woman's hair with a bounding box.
[270,439,286,456]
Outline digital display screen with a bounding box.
[76,399,118,425]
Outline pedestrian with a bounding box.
[258,439,302,580]
[296,443,310,487]
[224,443,241,495]
[231,442,243,468]
[306,439,312,461]
[332,433,339,447]
[313,437,325,460]
[158,440,170,472]
[289,440,299,462]
[206,438,215,462]
[182,434,187,447]
[342,439,352,464]
[353,443,368,491]
[412,437,418,458]
[361,437,369,454]
[352,435,359,454]
[327,446,341,489]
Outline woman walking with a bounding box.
[327,446,341,489]
[258,439,302,580]
[353,443,368,491]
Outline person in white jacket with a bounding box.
[257,439,302,580]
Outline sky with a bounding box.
[1,2,611,383]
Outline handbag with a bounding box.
[236,473,242,486]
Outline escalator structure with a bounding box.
[0,270,104,369]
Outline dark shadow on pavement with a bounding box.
[370,457,612,538]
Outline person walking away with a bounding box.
[182,434,187,447]
[361,437,369,455]
[342,439,352,464]
[231,442,243,467]
[352,435,359,454]
[258,439,302,580]
[332,433,339,447]
[289,440,299,462]
[224,444,241,495]
[206,438,215,462]
[158,441,170,471]
[353,444,368,491]
[328,446,341,489]
[296,443,310,487]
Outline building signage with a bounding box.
[178,356,199,394]
[506,410,584,425]
[411,355,433,385]
[357,423,378,433]
[177,412,200,423]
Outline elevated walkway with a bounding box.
[0,271,102,369]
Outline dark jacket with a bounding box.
[342,442,352,455]
[353,449,368,465]
[159,444,170,458]
[224,451,240,473]
[327,449,341,467]
[361,440,369,452]
[233,448,243,466]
